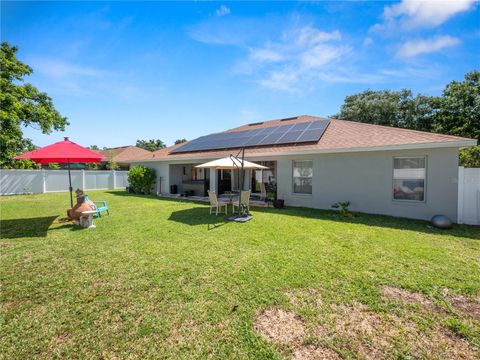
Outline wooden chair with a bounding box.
[233,190,251,214]
[208,191,228,215]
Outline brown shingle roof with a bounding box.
[99,146,152,163]
[135,115,476,162]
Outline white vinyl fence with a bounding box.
[458,167,480,225]
[0,170,129,196]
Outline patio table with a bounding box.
[218,193,239,212]
[80,210,97,229]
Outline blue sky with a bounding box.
[2,1,479,148]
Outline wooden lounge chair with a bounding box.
[233,190,251,214]
[208,191,228,215]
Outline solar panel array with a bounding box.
[170,119,331,154]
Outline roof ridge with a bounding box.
[330,118,472,140]
[225,114,326,133]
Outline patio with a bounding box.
[158,192,270,208]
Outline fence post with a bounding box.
[457,166,464,224]
[42,169,47,193]
[82,169,86,190]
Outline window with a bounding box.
[191,167,204,180]
[393,157,426,201]
[293,160,313,194]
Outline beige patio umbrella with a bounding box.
[195,157,268,170]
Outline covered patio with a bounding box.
[165,160,277,202]
[157,192,271,207]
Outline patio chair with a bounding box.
[233,190,251,214]
[208,191,228,216]
[84,195,109,218]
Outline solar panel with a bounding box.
[170,119,331,153]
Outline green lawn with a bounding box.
[1,191,479,359]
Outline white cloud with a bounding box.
[190,17,390,91]
[249,48,285,63]
[396,35,460,58]
[216,5,231,17]
[363,37,373,47]
[29,58,142,99]
[296,28,341,46]
[32,59,111,78]
[374,0,476,31]
[248,27,352,90]
[258,68,300,92]
[300,44,349,69]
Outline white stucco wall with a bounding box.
[272,147,459,221]
[135,146,460,221]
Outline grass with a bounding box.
[1,190,479,359]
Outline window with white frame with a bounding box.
[293,160,313,194]
[393,157,426,201]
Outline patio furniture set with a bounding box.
[208,190,251,216]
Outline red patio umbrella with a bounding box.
[15,137,105,207]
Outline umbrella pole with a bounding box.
[238,147,244,215]
[68,160,73,208]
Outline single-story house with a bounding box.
[134,115,476,221]
[99,146,152,170]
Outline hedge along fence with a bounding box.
[0,169,129,195]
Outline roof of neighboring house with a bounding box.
[135,115,477,162]
[98,146,153,163]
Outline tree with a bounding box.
[434,71,480,168]
[432,70,480,141]
[459,146,480,168]
[104,150,119,170]
[333,89,436,131]
[0,42,68,168]
[174,138,187,145]
[106,161,119,170]
[136,139,166,152]
[85,162,100,170]
[88,145,101,151]
[47,163,60,170]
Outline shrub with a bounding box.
[128,166,156,194]
[459,145,480,168]
[106,161,119,170]
[331,200,352,217]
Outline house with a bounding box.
[133,115,476,221]
[98,146,152,170]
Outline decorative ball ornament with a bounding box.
[431,215,453,229]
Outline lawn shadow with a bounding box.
[105,190,158,199]
[168,207,228,230]
[252,206,480,241]
[0,216,58,239]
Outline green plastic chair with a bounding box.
[84,195,109,218]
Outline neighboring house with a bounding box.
[134,115,476,221]
[99,146,153,170]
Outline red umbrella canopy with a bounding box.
[14,137,105,164]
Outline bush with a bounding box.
[459,145,480,168]
[128,166,156,194]
[331,200,352,217]
[106,161,119,170]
